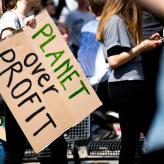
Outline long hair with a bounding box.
[97,0,143,45]
[3,0,17,11]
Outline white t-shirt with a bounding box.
[0,11,24,38]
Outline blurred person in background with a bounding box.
[141,47,164,163]
[65,0,95,58]
[0,0,68,163]
[141,10,163,136]
[97,0,162,163]
[41,0,57,22]
[135,0,164,163]
[56,21,69,43]
[77,0,118,140]
[54,0,66,20]
[77,0,110,111]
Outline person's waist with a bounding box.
[109,62,143,79]
[109,67,144,82]
[108,80,145,87]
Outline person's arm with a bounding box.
[137,0,164,24]
[104,16,162,69]
[65,13,72,34]
[108,35,162,69]
[137,0,164,14]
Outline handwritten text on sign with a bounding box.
[0,49,58,136]
[0,11,101,153]
[32,23,90,99]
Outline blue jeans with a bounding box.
[0,140,5,164]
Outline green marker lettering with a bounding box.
[40,35,56,52]
[54,59,73,79]
[46,50,65,67]
[60,70,80,90]
[69,80,90,99]
[32,23,53,39]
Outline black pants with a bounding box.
[5,105,68,164]
[108,81,147,164]
[140,148,164,164]
[96,80,109,113]
[141,44,163,135]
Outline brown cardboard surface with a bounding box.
[0,10,102,153]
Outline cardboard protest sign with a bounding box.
[0,10,102,153]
